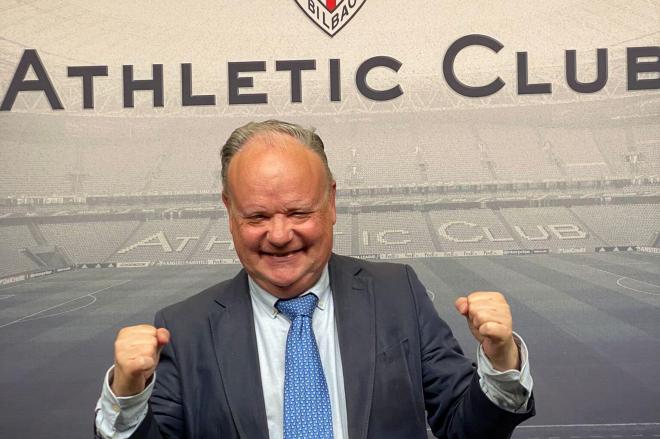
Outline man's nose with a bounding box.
[267,215,293,247]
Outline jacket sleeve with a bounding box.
[405,265,535,439]
[129,310,185,439]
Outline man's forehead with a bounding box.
[229,133,316,175]
[230,133,324,177]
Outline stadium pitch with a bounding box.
[1,252,659,439]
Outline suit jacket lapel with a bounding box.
[330,254,376,439]
[208,270,269,439]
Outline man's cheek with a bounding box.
[238,227,260,244]
[300,220,325,237]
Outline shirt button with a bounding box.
[112,404,120,413]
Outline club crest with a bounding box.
[294,0,367,37]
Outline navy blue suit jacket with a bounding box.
[128,254,534,438]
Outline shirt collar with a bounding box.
[248,264,330,319]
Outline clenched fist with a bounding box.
[111,324,170,397]
[455,292,520,372]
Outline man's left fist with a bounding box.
[455,291,520,372]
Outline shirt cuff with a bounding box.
[476,331,533,413]
[94,366,154,438]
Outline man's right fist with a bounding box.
[111,325,170,397]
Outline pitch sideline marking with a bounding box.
[19,295,98,322]
[0,279,131,329]
[0,294,15,300]
[580,265,660,297]
[616,277,660,296]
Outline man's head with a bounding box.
[221,120,336,299]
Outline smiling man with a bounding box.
[221,128,336,300]
[95,120,535,439]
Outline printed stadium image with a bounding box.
[1,26,660,439]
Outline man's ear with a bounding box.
[329,181,337,225]
[222,192,233,233]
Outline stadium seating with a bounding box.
[477,125,562,181]
[82,142,165,195]
[145,140,219,194]
[333,213,352,256]
[1,117,657,197]
[358,211,435,255]
[40,221,140,264]
[0,140,74,197]
[540,128,611,180]
[109,218,212,263]
[571,204,660,246]
[428,209,520,252]
[632,124,660,176]
[1,201,658,278]
[589,127,633,178]
[187,217,237,261]
[0,225,41,277]
[323,118,425,187]
[417,124,488,184]
[499,207,607,250]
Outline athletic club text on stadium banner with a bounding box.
[1,34,658,111]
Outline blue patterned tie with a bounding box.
[276,293,334,439]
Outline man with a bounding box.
[95,120,535,438]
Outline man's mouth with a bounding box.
[262,249,302,258]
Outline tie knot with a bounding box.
[276,293,318,321]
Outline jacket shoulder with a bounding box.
[332,253,413,282]
[156,270,245,323]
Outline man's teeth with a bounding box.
[270,250,298,257]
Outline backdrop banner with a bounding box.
[1,1,659,438]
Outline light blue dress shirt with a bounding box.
[95,265,533,438]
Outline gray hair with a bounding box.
[220,120,334,194]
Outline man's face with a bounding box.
[222,132,336,299]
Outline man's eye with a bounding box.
[291,212,310,218]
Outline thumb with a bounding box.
[156,328,170,354]
[454,297,468,316]
[455,297,483,344]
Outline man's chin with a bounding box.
[258,271,318,298]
